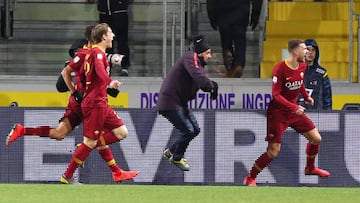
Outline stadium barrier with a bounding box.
[1,107,359,186]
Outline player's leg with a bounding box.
[99,107,138,181]
[6,106,80,146]
[6,123,51,147]
[60,107,99,184]
[159,110,199,171]
[244,108,285,186]
[302,128,330,177]
[293,113,330,178]
[48,118,73,140]
[244,142,280,187]
[96,140,138,182]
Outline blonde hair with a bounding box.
[91,23,110,44]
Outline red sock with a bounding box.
[306,142,320,170]
[63,143,92,179]
[24,126,51,137]
[98,147,122,173]
[96,132,119,147]
[249,152,273,179]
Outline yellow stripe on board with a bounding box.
[333,95,360,110]
[0,92,129,108]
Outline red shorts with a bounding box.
[82,104,124,140]
[60,96,83,129]
[265,107,315,143]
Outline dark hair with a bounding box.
[288,39,304,53]
[84,25,95,41]
[91,23,110,44]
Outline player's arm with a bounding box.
[93,55,122,91]
[299,83,313,106]
[271,65,299,113]
[183,53,218,99]
[94,55,113,85]
[61,65,76,94]
[184,53,214,90]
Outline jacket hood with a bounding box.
[305,39,320,65]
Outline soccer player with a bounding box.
[60,23,138,183]
[156,35,218,171]
[243,39,330,186]
[6,25,138,184]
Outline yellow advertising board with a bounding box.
[0,92,129,108]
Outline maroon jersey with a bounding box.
[82,46,112,107]
[67,45,89,93]
[269,60,309,114]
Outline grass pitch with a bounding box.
[0,184,359,203]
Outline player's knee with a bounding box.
[310,135,322,144]
[305,129,322,144]
[83,138,97,149]
[266,144,281,159]
[51,130,68,140]
[266,150,279,159]
[113,125,128,140]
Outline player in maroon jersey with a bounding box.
[61,23,138,184]
[6,25,137,184]
[243,39,330,186]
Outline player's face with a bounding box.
[199,49,212,62]
[104,27,115,49]
[296,43,308,62]
[305,46,316,62]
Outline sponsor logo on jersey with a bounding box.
[285,80,303,90]
[73,56,80,63]
[272,76,278,84]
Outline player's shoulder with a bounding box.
[89,48,106,59]
[272,61,286,73]
[274,61,286,68]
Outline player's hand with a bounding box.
[72,91,83,103]
[107,88,120,97]
[109,80,122,89]
[296,105,306,115]
[305,97,314,106]
[210,81,218,100]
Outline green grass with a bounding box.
[0,184,359,203]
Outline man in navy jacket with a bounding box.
[298,39,332,110]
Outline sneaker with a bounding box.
[163,148,173,159]
[304,167,330,177]
[60,175,74,184]
[243,175,257,187]
[169,157,190,171]
[6,123,25,147]
[112,170,139,182]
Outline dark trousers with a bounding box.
[159,110,200,161]
[218,18,248,68]
[99,12,130,68]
